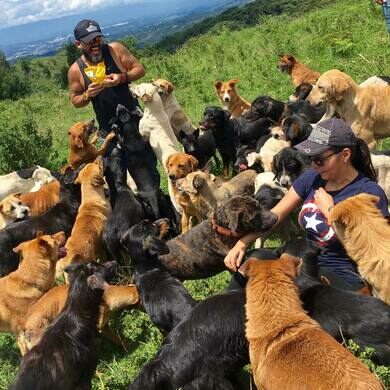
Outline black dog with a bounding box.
[272,147,310,188]
[231,116,273,147]
[284,100,326,123]
[121,219,196,334]
[10,261,117,390]
[179,128,219,169]
[111,104,161,219]
[289,82,313,101]
[0,168,81,276]
[282,114,312,146]
[200,106,238,176]
[243,95,285,123]
[102,146,145,265]
[127,289,247,390]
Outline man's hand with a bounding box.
[86,82,105,98]
[104,73,123,87]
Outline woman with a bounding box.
[225,118,389,291]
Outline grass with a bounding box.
[0,0,389,388]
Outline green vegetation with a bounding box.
[0,0,389,388]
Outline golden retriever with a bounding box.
[278,54,320,86]
[328,193,390,305]
[242,255,383,390]
[308,69,390,149]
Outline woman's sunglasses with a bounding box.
[310,151,341,167]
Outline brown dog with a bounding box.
[307,69,390,149]
[328,193,390,305]
[17,283,139,355]
[0,193,30,229]
[0,231,66,334]
[165,152,199,232]
[68,118,115,169]
[243,255,383,390]
[214,79,251,118]
[278,54,320,86]
[56,158,111,277]
[176,169,257,223]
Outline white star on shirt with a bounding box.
[304,214,322,233]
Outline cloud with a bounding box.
[1,0,145,28]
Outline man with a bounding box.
[376,0,390,34]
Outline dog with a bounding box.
[242,255,383,390]
[257,134,290,172]
[121,219,196,334]
[214,79,251,118]
[371,152,390,199]
[56,158,111,278]
[178,128,219,169]
[328,193,390,305]
[0,166,54,201]
[10,261,117,390]
[243,95,285,124]
[288,82,313,102]
[278,54,321,86]
[127,289,248,390]
[17,282,139,355]
[307,69,390,149]
[68,118,115,169]
[282,114,312,146]
[0,193,30,229]
[284,100,327,124]
[200,106,238,176]
[152,78,196,136]
[165,152,199,233]
[158,195,277,280]
[272,147,310,188]
[0,231,66,334]
[233,117,273,147]
[0,168,81,277]
[176,169,257,222]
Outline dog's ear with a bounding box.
[214,81,222,91]
[192,174,205,190]
[179,130,186,140]
[13,242,26,253]
[228,79,239,87]
[75,136,84,149]
[280,253,302,278]
[64,261,84,275]
[193,128,200,138]
[287,55,295,62]
[188,155,199,171]
[165,154,174,170]
[166,81,174,93]
[12,192,22,199]
[154,218,170,239]
[87,274,108,291]
[327,75,351,101]
[142,235,170,256]
[320,275,331,287]
[228,210,243,234]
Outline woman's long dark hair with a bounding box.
[331,138,377,182]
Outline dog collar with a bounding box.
[211,217,243,238]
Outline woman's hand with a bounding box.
[314,187,334,219]
[224,240,247,272]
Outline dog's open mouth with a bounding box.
[239,164,248,171]
[58,246,67,259]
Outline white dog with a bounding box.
[0,166,54,201]
[0,193,30,229]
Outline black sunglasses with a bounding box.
[310,151,341,167]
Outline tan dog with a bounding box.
[0,193,30,229]
[328,193,390,305]
[307,69,390,149]
[0,231,66,334]
[176,169,256,222]
[152,78,196,136]
[165,152,199,232]
[68,118,115,169]
[214,79,251,118]
[278,54,320,86]
[17,283,139,355]
[19,180,60,216]
[242,255,383,390]
[56,158,111,277]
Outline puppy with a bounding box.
[288,82,313,102]
[56,158,111,277]
[214,79,251,118]
[176,169,257,222]
[18,282,139,355]
[307,69,390,149]
[243,255,383,390]
[258,135,290,172]
[121,219,196,334]
[282,114,312,146]
[328,193,390,305]
[0,193,29,229]
[284,100,326,124]
[68,118,115,169]
[0,166,54,201]
[152,78,196,136]
[0,231,66,334]
[243,95,285,124]
[278,54,320,86]
[10,261,117,390]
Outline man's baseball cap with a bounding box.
[294,118,357,156]
[74,19,103,43]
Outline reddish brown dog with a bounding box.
[278,54,320,87]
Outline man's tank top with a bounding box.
[76,44,138,136]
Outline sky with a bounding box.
[1,0,149,29]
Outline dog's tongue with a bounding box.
[58,247,67,259]
[239,164,248,171]
[199,124,207,131]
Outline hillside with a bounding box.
[0,0,389,387]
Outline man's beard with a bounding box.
[83,48,103,64]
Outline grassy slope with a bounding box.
[0,0,389,388]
